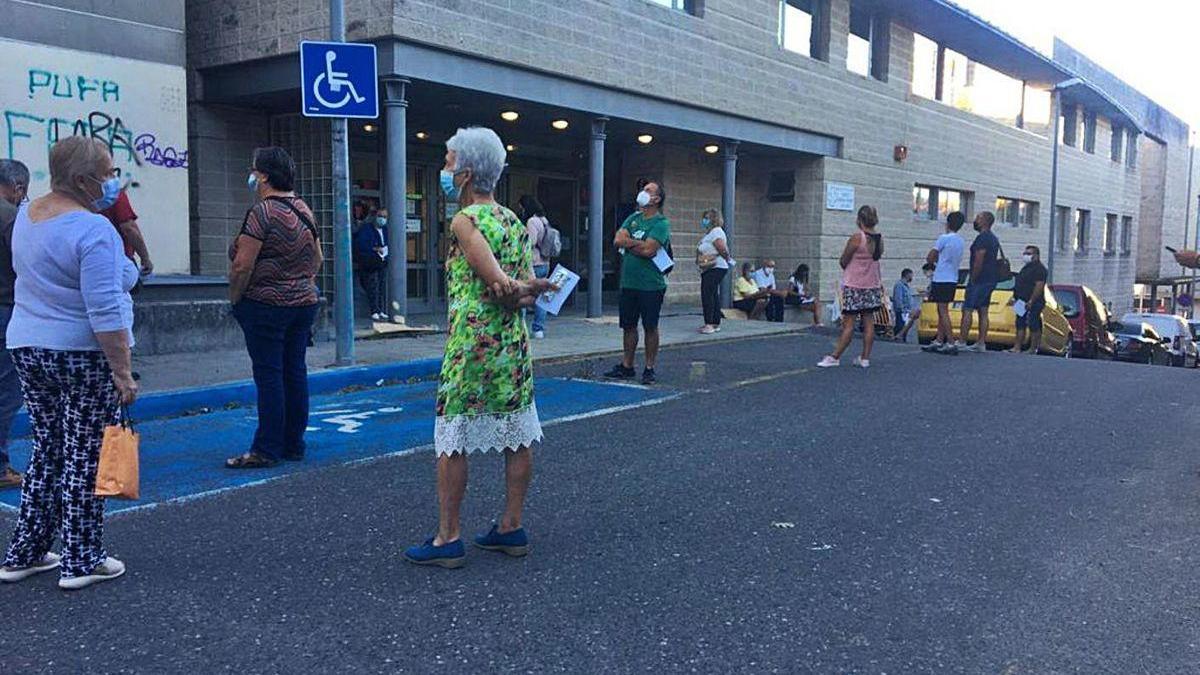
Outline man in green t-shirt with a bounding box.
[605,180,671,385]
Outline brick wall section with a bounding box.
[187,104,271,275]
[185,0,1161,312]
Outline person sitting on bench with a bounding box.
[785,263,822,326]
[751,259,787,322]
[732,262,770,320]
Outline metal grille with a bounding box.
[270,114,335,299]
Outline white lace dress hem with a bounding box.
[434,401,543,456]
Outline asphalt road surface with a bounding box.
[2,331,1198,674]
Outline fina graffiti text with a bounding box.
[4,68,188,170]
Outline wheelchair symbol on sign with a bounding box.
[312,50,366,110]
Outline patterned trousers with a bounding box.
[3,348,119,578]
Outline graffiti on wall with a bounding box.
[1,39,191,274]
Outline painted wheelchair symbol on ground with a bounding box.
[0,378,671,514]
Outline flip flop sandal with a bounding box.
[224,452,279,469]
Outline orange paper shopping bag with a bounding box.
[95,417,140,500]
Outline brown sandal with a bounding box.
[224,452,279,470]
[0,468,21,489]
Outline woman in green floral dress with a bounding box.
[406,127,554,568]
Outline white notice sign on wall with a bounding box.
[825,183,855,212]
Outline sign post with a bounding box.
[300,2,379,366]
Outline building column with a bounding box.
[382,77,410,322]
[588,117,608,317]
[721,141,739,308]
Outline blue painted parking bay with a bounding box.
[0,377,668,514]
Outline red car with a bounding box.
[1050,284,1117,359]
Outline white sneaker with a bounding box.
[58,556,125,591]
[954,340,968,350]
[0,552,61,583]
[966,342,987,353]
[699,325,716,335]
[532,330,545,339]
[853,356,871,369]
[816,356,840,368]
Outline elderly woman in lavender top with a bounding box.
[0,137,138,591]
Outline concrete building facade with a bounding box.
[173,0,1194,326]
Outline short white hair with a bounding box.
[446,127,507,194]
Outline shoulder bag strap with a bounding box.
[264,196,320,241]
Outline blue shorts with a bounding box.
[962,283,997,310]
[1016,301,1044,331]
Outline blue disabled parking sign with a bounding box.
[300,41,379,119]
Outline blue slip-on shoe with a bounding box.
[473,525,529,557]
[404,537,466,569]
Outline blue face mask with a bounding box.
[376,216,388,227]
[701,217,711,228]
[439,170,459,200]
[247,172,259,193]
[89,176,121,211]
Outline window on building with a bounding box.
[1126,130,1139,169]
[938,188,963,221]
[1055,206,1071,252]
[1111,125,1124,162]
[1021,84,1052,136]
[1061,105,1078,147]
[779,0,827,60]
[1083,111,1097,154]
[1121,215,1133,254]
[911,32,938,99]
[767,170,796,202]
[938,52,1023,128]
[1103,214,1118,254]
[996,197,1039,227]
[645,0,699,14]
[1074,209,1091,253]
[915,184,965,221]
[847,1,872,77]
[913,186,931,219]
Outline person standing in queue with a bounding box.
[100,180,153,277]
[696,208,731,334]
[519,195,552,340]
[957,211,1002,353]
[0,137,138,590]
[0,160,28,489]
[818,206,884,369]
[923,211,966,354]
[605,181,671,385]
[404,127,553,569]
[354,206,389,321]
[891,268,916,343]
[1010,245,1048,355]
[225,147,323,469]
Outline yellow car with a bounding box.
[917,271,1072,355]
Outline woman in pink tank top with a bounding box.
[818,206,884,369]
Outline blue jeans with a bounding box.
[532,264,550,333]
[0,306,21,472]
[232,300,319,462]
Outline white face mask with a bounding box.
[765,267,775,275]
[924,271,933,279]
[1023,254,1034,264]
[636,190,652,208]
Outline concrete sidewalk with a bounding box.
[136,307,810,393]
